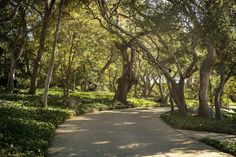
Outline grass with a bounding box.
[161,112,236,135]
[201,138,236,156]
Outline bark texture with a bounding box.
[198,45,216,118]
[214,63,231,120]
[42,0,63,107]
[6,6,27,93]
[113,42,137,105]
[29,0,56,94]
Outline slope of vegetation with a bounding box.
[200,138,236,156]
[161,111,236,134]
[70,91,159,114]
[0,92,75,156]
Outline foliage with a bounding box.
[161,112,236,135]
[200,138,236,156]
[0,94,75,157]
[128,97,159,108]
[70,91,159,114]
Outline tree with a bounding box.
[85,0,140,104]
[123,0,199,115]
[198,1,235,118]
[113,40,138,104]
[42,0,64,107]
[5,2,27,93]
[29,0,56,94]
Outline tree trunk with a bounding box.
[42,0,63,107]
[113,43,137,105]
[166,81,174,113]
[114,76,133,104]
[198,45,216,118]
[6,6,27,93]
[214,63,229,120]
[96,44,116,84]
[6,56,16,93]
[157,76,165,104]
[64,34,76,98]
[170,79,187,116]
[29,0,56,95]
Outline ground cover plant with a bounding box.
[201,138,236,156]
[161,111,236,135]
[0,91,75,157]
[70,91,159,114]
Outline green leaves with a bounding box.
[161,112,236,134]
[0,96,75,156]
[201,138,236,156]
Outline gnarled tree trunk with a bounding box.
[169,78,187,116]
[113,42,137,105]
[198,45,216,118]
[214,63,231,120]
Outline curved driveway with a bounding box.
[48,108,231,157]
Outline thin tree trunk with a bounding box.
[29,0,56,94]
[214,63,230,120]
[96,44,116,84]
[6,56,16,93]
[42,0,63,107]
[64,34,76,98]
[167,81,174,113]
[198,45,216,118]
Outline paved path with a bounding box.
[176,129,236,141]
[48,108,232,157]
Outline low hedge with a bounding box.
[161,112,236,134]
[201,138,236,156]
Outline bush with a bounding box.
[201,138,236,156]
[0,97,75,157]
[71,91,159,114]
[161,112,236,134]
[128,97,159,108]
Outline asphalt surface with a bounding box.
[48,108,232,157]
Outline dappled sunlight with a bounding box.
[92,141,111,145]
[75,117,94,121]
[57,129,78,133]
[113,122,137,126]
[48,109,232,157]
[48,147,65,154]
[177,129,236,140]
[117,143,152,150]
[140,115,151,118]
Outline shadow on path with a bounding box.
[48,108,232,157]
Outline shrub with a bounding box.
[201,138,236,156]
[0,97,75,157]
[161,112,236,134]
